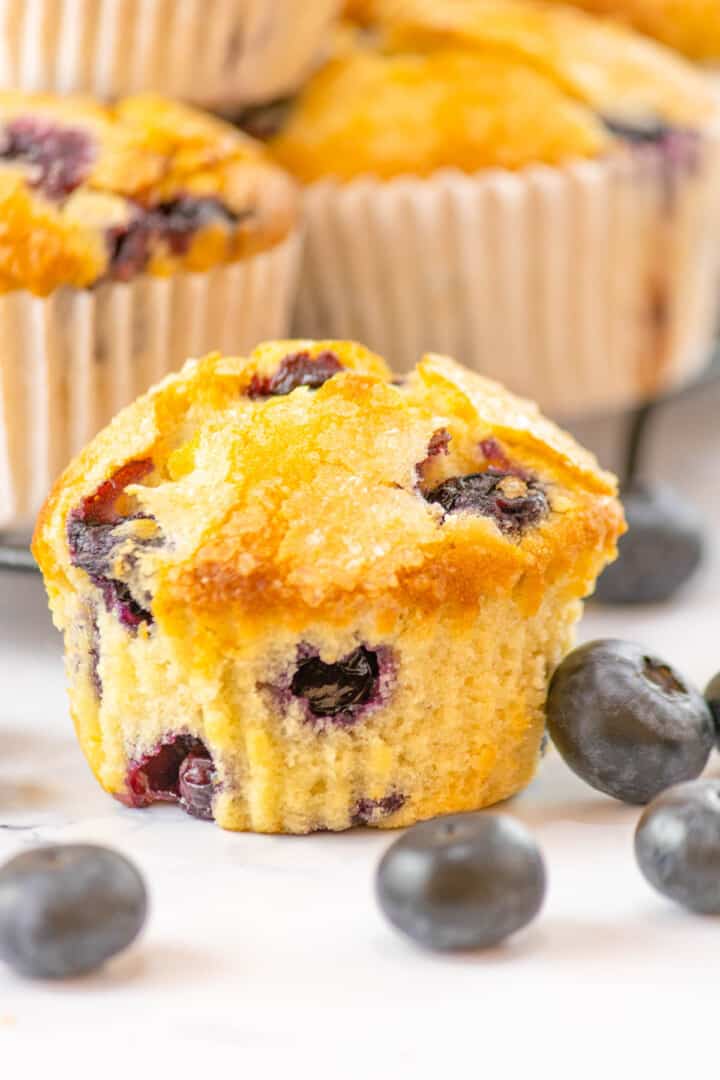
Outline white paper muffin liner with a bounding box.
[0,0,340,108]
[295,130,720,417]
[0,232,300,534]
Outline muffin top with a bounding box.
[272,0,717,180]
[0,92,297,296]
[34,340,624,643]
[538,0,720,62]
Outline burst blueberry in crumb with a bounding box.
[248,350,343,398]
[479,437,529,479]
[416,428,451,479]
[107,197,242,282]
[425,469,548,535]
[67,459,157,631]
[352,792,406,826]
[178,753,217,821]
[122,735,217,820]
[292,646,380,721]
[0,117,94,198]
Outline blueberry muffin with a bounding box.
[0,92,299,534]
[272,0,720,416]
[0,0,341,110]
[33,340,624,834]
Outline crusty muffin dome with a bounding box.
[273,0,716,181]
[34,341,624,833]
[0,92,296,295]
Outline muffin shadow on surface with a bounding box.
[33,340,625,834]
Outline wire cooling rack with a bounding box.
[2,346,720,575]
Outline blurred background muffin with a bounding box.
[532,0,720,63]
[0,91,299,536]
[275,0,720,417]
[345,0,720,61]
[0,0,341,110]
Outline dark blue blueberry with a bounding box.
[547,639,714,804]
[635,780,720,914]
[107,197,242,282]
[178,753,217,821]
[122,735,216,821]
[0,845,147,978]
[376,812,546,951]
[594,485,704,605]
[704,672,720,748]
[291,646,379,721]
[425,469,548,535]
[248,350,344,398]
[0,117,94,198]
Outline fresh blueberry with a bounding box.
[635,780,720,914]
[547,640,714,804]
[594,485,704,605]
[425,470,548,535]
[376,812,546,951]
[704,673,720,748]
[248,350,344,398]
[291,646,379,720]
[0,845,147,979]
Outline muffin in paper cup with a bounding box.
[273,0,720,416]
[0,0,341,110]
[0,92,300,535]
[32,340,624,833]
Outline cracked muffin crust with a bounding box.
[0,91,297,296]
[34,340,624,833]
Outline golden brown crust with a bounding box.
[34,339,624,639]
[0,92,297,295]
[273,0,717,181]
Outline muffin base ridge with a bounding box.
[71,582,586,834]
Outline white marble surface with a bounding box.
[2,382,720,1074]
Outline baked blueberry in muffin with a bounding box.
[34,340,624,833]
[0,92,296,294]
